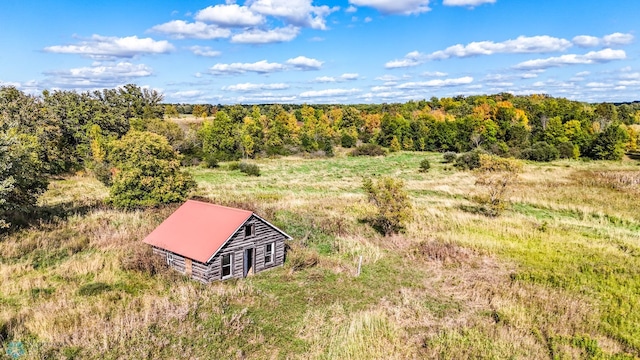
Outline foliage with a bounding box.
[362,177,412,235]
[0,124,49,228]
[587,123,629,160]
[473,154,522,216]
[106,131,195,209]
[454,149,485,170]
[238,162,261,177]
[350,143,387,157]
[419,159,431,172]
[443,151,457,163]
[556,141,579,159]
[521,141,559,162]
[199,111,239,162]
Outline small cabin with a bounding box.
[143,200,291,283]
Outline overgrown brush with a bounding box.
[350,143,387,157]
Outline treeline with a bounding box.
[170,93,639,162]
[2,85,639,227]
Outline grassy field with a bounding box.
[1,151,639,359]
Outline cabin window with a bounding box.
[166,253,174,265]
[221,253,233,279]
[244,223,255,237]
[264,242,274,265]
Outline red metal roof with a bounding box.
[143,200,253,263]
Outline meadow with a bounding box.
[1,151,639,359]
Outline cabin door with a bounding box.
[243,248,254,277]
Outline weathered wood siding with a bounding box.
[151,214,288,283]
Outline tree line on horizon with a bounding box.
[1,84,639,228]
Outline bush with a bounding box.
[521,142,559,162]
[121,245,168,276]
[454,149,485,170]
[350,143,387,157]
[473,154,523,217]
[419,159,430,172]
[227,161,240,170]
[362,177,412,235]
[557,141,578,159]
[238,162,261,177]
[202,154,219,168]
[443,151,457,163]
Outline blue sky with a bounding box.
[1,0,639,104]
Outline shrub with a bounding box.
[419,159,430,172]
[227,161,240,170]
[121,245,168,276]
[389,136,401,152]
[521,142,559,162]
[238,162,261,177]
[473,154,523,217]
[202,154,219,168]
[443,151,457,163]
[557,141,578,159]
[350,143,387,157]
[362,177,412,235]
[454,149,485,170]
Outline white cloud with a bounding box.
[340,73,359,80]
[210,60,286,74]
[423,71,448,77]
[222,83,289,92]
[428,35,572,60]
[44,35,174,59]
[443,0,495,6]
[286,56,324,70]
[603,32,634,46]
[189,46,221,57]
[315,76,336,83]
[231,26,300,44]
[149,20,231,39]
[573,32,634,47]
[346,5,358,12]
[195,4,265,27]
[348,0,430,15]
[573,35,600,47]
[314,73,359,83]
[385,51,424,68]
[375,75,400,81]
[43,61,152,87]
[515,48,627,70]
[396,76,473,89]
[210,56,322,75]
[299,88,361,98]
[249,0,339,30]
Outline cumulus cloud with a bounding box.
[195,4,265,27]
[285,56,324,70]
[314,73,359,82]
[423,71,448,77]
[573,32,634,47]
[210,56,323,75]
[249,0,339,30]
[348,0,430,15]
[375,75,400,81]
[231,26,300,44]
[189,46,221,57]
[210,60,286,74]
[149,20,231,39]
[428,35,572,60]
[43,61,152,87]
[385,51,424,68]
[299,88,361,98]
[222,83,289,92]
[515,49,626,70]
[442,0,495,6]
[396,76,473,89]
[44,35,174,59]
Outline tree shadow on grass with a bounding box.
[1,200,107,236]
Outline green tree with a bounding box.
[587,123,629,160]
[0,124,48,228]
[363,177,412,235]
[106,131,195,209]
[199,111,239,161]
